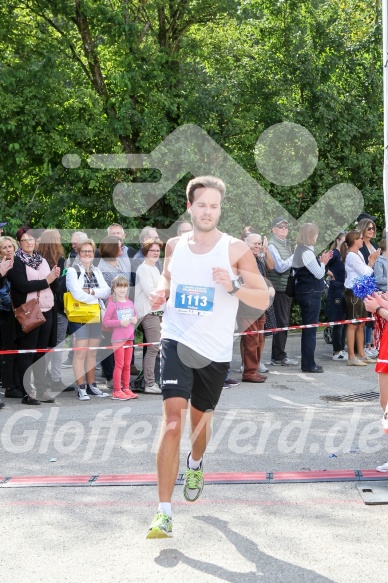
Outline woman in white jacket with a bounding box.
[135,238,165,393]
[66,239,110,401]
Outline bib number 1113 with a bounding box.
[174,284,214,316]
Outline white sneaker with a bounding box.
[365,347,378,358]
[332,352,347,361]
[77,387,90,401]
[86,383,109,397]
[258,362,269,373]
[144,383,162,394]
[376,462,388,472]
[340,350,348,360]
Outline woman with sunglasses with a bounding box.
[357,218,381,357]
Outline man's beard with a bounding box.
[192,215,219,232]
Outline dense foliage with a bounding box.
[0,0,384,240]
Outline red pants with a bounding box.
[113,342,133,390]
[240,315,265,377]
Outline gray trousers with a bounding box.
[48,311,69,382]
[141,314,161,386]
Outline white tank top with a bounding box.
[161,232,239,362]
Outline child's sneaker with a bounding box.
[111,390,130,400]
[123,388,138,400]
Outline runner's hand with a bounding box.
[212,267,234,292]
[150,289,165,310]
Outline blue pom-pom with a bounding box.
[352,275,378,299]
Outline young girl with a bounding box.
[103,275,138,400]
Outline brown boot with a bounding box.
[242,373,266,383]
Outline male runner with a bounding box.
[146,176,269,538]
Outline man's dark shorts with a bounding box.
[160,339,229,412]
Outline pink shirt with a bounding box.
[26,260,54,311]
[103,299,136,342]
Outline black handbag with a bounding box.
[285,269,296,298]
[264,303,277,336]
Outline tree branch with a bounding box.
[20,0,92,83]
[73,0,136,152]
[138,20,152,45]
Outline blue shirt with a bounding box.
[326,249,345,284]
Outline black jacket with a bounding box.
[7,256,58,345]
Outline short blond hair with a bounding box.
[77,238,96,254]
[0,236,18,253]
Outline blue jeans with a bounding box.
[296,291,322,370]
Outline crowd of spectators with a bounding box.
[0,212,385,409]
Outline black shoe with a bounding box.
[301,365,324,373]
[0,401,5,409]
[5,389,25,399]
[21,395,41,405]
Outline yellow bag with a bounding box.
[63,292,100,324]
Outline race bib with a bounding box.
[174,284,215,316]
[117,308,134,321]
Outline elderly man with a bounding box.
[107,223,136,259]
[66,231,89,267]
[267,217,297,366]
[177,221,193,236]
[238,233,275,383]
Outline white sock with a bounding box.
[188,454,202,470]
[158,502,172,517]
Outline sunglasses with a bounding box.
[366,226,375,231]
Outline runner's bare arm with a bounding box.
[149,237,177,309]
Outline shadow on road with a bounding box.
[154,515,336,582]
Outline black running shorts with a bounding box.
[160,339,229,412]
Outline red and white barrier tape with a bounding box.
[0,317,375,355]
[237,316,375,337]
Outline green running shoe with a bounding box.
[146,511,173,539]
[183,454,204,502]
